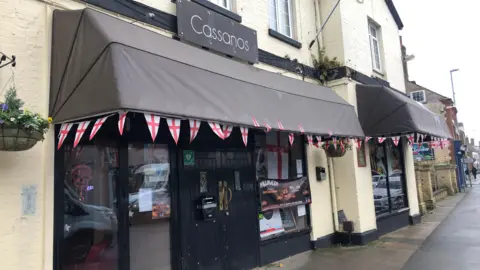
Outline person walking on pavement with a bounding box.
[473,167,477,180]
[465,168,472,187]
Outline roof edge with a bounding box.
[385,0,404,30]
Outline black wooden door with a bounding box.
[179,150,258,270]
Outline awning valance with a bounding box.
[356,85,452,138]
[49,8,364,137]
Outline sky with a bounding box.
[394,0,480,144]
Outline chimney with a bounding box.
[471,138,475,146]
[401,36,409,82]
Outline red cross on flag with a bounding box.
[407,133,415,145]
[378,137,386,144]
[265,123,272,132]
[306,135,313,146]
[356,138,362,149]
[298,125,305,133]
[340,139,345,151]
[118,111,128,135]
[431,141,440,148]
[328,130,333,137]
[315,136,323,148]
[332,137,337,149]
[277,121,284,130]
[288,133,295,145]
[223,125,233,139]
[89,116,109,141]
[189,119,200,143]
[57,123,73,150]
[252,116,260,128]
[144,114,161,142]
[209,122,224,140]
[74,121,91,148]
[392,136,400,146]
[366,136,372,142]
[240,126,249,146]
[166,118,181,144]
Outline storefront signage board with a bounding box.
[176,0,258,63]
[183,150,195,166]
[412,143,435,161]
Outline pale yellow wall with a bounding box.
[404,141,420,216]
[306,146,335,240]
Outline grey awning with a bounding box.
[49,8,364,137]
[356,85,452,138]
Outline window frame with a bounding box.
[368,21,383,73]
[410,90,427,103]
[269,0,294,38]
[208,0,231,10]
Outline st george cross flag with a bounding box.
[340,139,345,151]
[144,114,161,142]
[58,123,73,150]
[209,122,225,139]
[189,119,200,143]
[74,121,91,148]
[407,133,415,145]
[356,138,363,149]
[166,118,181,144]
[252,116,260,127]
[222,125,233,139]
[378,137,386,144]
[366,136,372,142]
[240,126,249,146]
[89,116,109,141]
[315,136,323,148]
[289,133,294,145]
[265,123,272,132]
[277,121,284,130]
[332,137,337,149]
[118,111,128,135]
[306,135,313,146]
[420,134,425,142]
[298,125,305,133]
[416,133,421,142]
[392,136,400,146]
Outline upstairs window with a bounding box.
[368,22,383,72]
[208,0,230,10]
[410,90,427,103]
[269,0,293,38]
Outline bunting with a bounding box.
[240,126,249,146]
[392,136,400,146]
[118,111,128,135]
[366,136,372,142]
[58,123,73,150]
[89,116,109,141]
[356,138,362,149]
[420,134,425,142]
[209,122,225,139]
[315,136,323,148]
[166,118,181,144]
[144,114,161,142]
[407,133,415,145]
[222,125,233,139]
[332,137,337,149]
[252,116,260,128]
[189,120,200,143]
[265,123,272,132]
[378,137,386,144]
[73,121,91,148]
[298,125,305,133]
[277,121,284,130]
[340,139,345,151]
[289,133,294,145]
[306,135,313,146]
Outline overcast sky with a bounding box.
[394,0,480,144]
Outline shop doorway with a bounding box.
[178,150,258,270]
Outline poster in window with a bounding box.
[266,149,289,179]
[357,142,367,167]
[259,209,285,238]
[259,177,311,211]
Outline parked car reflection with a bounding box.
[373,172,405,213]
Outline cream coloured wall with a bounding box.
[404,141,420,216]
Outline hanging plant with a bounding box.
[0,87,51,151]
[322,138,352,158]
[312,48,342,84]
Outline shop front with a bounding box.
[357,84,452,235]
[51,8,364,270]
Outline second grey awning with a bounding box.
[356,85,451,138]
[49,8,364,137]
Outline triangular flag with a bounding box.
[209,122,224,139]
[58,123,73,150]
[306,135,313,146]
[407,133,415,144]
[89,116,109,141]
[416,133,420,143]
[189,119,200,143]
[328,130,333,137]
[356,138,363,149]
[366,136,372,142]
[299,125,305,133]
[240,126,249,146]
[166,118,181,144]
[223,125,233,139]
[118,111,128,135]
[252,116,260,127]
[420,134,425,142]
[332,137,337,149]
[340,139,345,151]
[392,136,400,146]
[74,121,91,148]
[378,137,386,144]
[144,114,161,142]
[265,123,272,132]
[289,133,294,145]
[277,121,284,130]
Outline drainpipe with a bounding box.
[327,157,340,231]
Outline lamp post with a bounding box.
[450,68,459,106]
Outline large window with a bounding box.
[255,132,310,240]
[368,21,383,72]
[370,140,408,216]
[269,0,293,38]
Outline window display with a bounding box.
[369,140,407,216]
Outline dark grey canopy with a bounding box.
[356,85,452,138]
[50,8,364,137]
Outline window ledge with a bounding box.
[191,0,242,22]
[373,69,385,77]
[268,29,302,49]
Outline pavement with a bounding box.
[258,186,472,270]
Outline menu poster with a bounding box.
[259,177,311,211]
[138,188,153,212]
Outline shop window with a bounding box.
[62,142,119,270]
[128,143,171,270]
[269,0,294,38]
[255,132,311,240]
[369,140,408,216]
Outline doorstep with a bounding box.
[255,192,467,270]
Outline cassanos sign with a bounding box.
[176,0,258,63]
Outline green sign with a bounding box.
[183,150,195,166]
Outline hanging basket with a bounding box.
[0,124,43,151]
